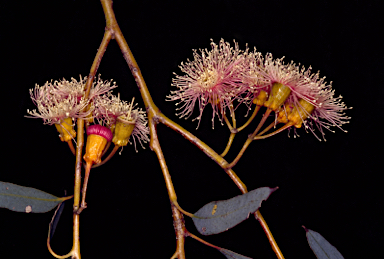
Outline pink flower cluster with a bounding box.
[168,39,350,139]
[27,75,149,149]
[26,76,103,125]
[93,93,149,150]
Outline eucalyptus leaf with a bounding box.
[219,248,252,259]
[192,187,276,235]
[304,226,344,259]
[0,181,70,213]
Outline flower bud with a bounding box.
[277,103,294,124]
[264,83,291,111]
[276,99,315,128]
[288,99,315,128]
[112,116,135,147]
[54,117,76,142]
[84,125,113,164]
[252,90,268,106]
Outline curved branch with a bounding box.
[99,1,284,259]
[100,1,186,258]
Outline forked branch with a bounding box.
[97,1,285,258]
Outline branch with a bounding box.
[100,1,187,258]
[99,1,284,258]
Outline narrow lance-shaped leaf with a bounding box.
[304,226,344,259]
[49,194,67,240]
[0,181,71,213]
[219,248,253,259]
[192,187,277,235]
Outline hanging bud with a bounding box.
[252,90,268,106]
[288,99,315,128]
[54,117,76,142]
[112,116,136,147]
[84,125,113,164]
[277,103,294,124]
[264,83,291,111]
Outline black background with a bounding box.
[1,1,382,258]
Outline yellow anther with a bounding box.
[54,117,76,142]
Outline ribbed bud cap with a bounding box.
[86,125,113,142]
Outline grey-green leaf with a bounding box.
[304,227,344,259]
[192,187,276,235]
[219,248,252,259]
[0,181,67,213]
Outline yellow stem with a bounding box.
[186,231,220,250]
[101,140,112,156]
[68,9,113,259]
[255,211,285,258]
[67,140,76,155]
[236,105,261,132]
[257,121,276,137]
[77,161,92,214]
[220,133,235,157]
[223,112,233,131]
[47,238,73,259]
[227,108,272,169]
[229,104,236,129]
[71,215,81,259]
[159,115,247,191]
[92,144,119,168]
[172,200,198,218]
[70,117,85,259]
[254,122,294,140]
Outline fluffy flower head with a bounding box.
[167,39,249,128]
[26,81,91,125]
[26,75,118,125]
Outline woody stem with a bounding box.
[99,1,284,258]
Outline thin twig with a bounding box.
[220,133,235,157]
[236,105,261,132]
[223,112,234,131]
[186,231,220,250]
[92,144,119,168]
[254,122,293,140]
[67,140,76,155]
[226,108,272,169]
[229,104,236,129]
[255,210,285,259]
[256,121,276,137]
